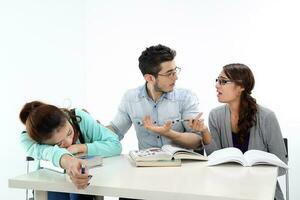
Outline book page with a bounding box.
[207,147,247,166]
[162,144,207,160]
[161,144,196,155]
[244,150,288,168]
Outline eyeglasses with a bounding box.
[157,67,181,78]
[215,78,233,85]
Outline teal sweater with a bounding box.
[20,108,122,167]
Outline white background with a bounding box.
[1,1,299,199]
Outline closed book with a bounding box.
[40,155,103,174]
[40,160,65,173]
[128,155,181,167]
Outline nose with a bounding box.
[171,72,178,81]
[173,73,178,80]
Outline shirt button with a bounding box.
[157,136,160,139]
[154,105,157,108]
[154,121,157,124]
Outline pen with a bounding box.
[81,164,85,174]
[137,119,190,126]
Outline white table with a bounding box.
[8,155,278,200]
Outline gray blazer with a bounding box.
[205,104,287,200]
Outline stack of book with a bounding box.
[129,144,208,167]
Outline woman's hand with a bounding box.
[188,113,207,132]
[60,154,91,189]
[142,115,172,136]
[67,144,87,156]
[188,113,212,145]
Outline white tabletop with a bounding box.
[9,155,278,200]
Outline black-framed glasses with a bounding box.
[215,78,233,85]
[157,66,181,78]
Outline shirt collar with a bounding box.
[138,84,175,100]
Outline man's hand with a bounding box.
[142,115,172,136]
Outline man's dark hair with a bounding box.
[138,44,176,77]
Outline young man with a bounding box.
[108,44,211,150]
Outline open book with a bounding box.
[40,155,103,173]
[207,147,288,168]
[129,144,208,167]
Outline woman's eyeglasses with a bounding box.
[215,78,233,85]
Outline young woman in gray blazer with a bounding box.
[189,63,287,200]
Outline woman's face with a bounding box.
[215,71,244,104]
[44,121,75,148]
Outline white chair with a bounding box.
[283,138,289,200]
[26,156,34,200]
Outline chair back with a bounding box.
[283,138,289,200]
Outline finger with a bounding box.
[165,121,172,127]
[76,182,90,190]
[71,176,90,185]
[195,112,203,120]
[142,115,149,124]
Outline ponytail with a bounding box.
[238,93,258,144]
[19,101,45,124]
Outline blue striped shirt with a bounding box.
[110,85,200,150]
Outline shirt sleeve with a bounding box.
[76,109,122,157]
[263,111,288,176]
[19,131,71,167]
[109,92,132,140]
[205,110,222,155]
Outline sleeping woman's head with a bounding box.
[19,101,75,148]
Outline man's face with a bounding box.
[153,60,178,93]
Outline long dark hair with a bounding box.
[19,101,81,143]
[223,63,258,144]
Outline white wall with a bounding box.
[85,1,300,199]
[0,0,86,199]
[2,0,300,199]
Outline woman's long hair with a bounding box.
[19,101,81,143]
[223,63,258,144]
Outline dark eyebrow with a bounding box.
[219,75,230,79]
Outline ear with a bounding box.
[144,74,155,83]
[239,87,245,95]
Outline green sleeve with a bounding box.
[76,109,122,157]
[20,131,72,167]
